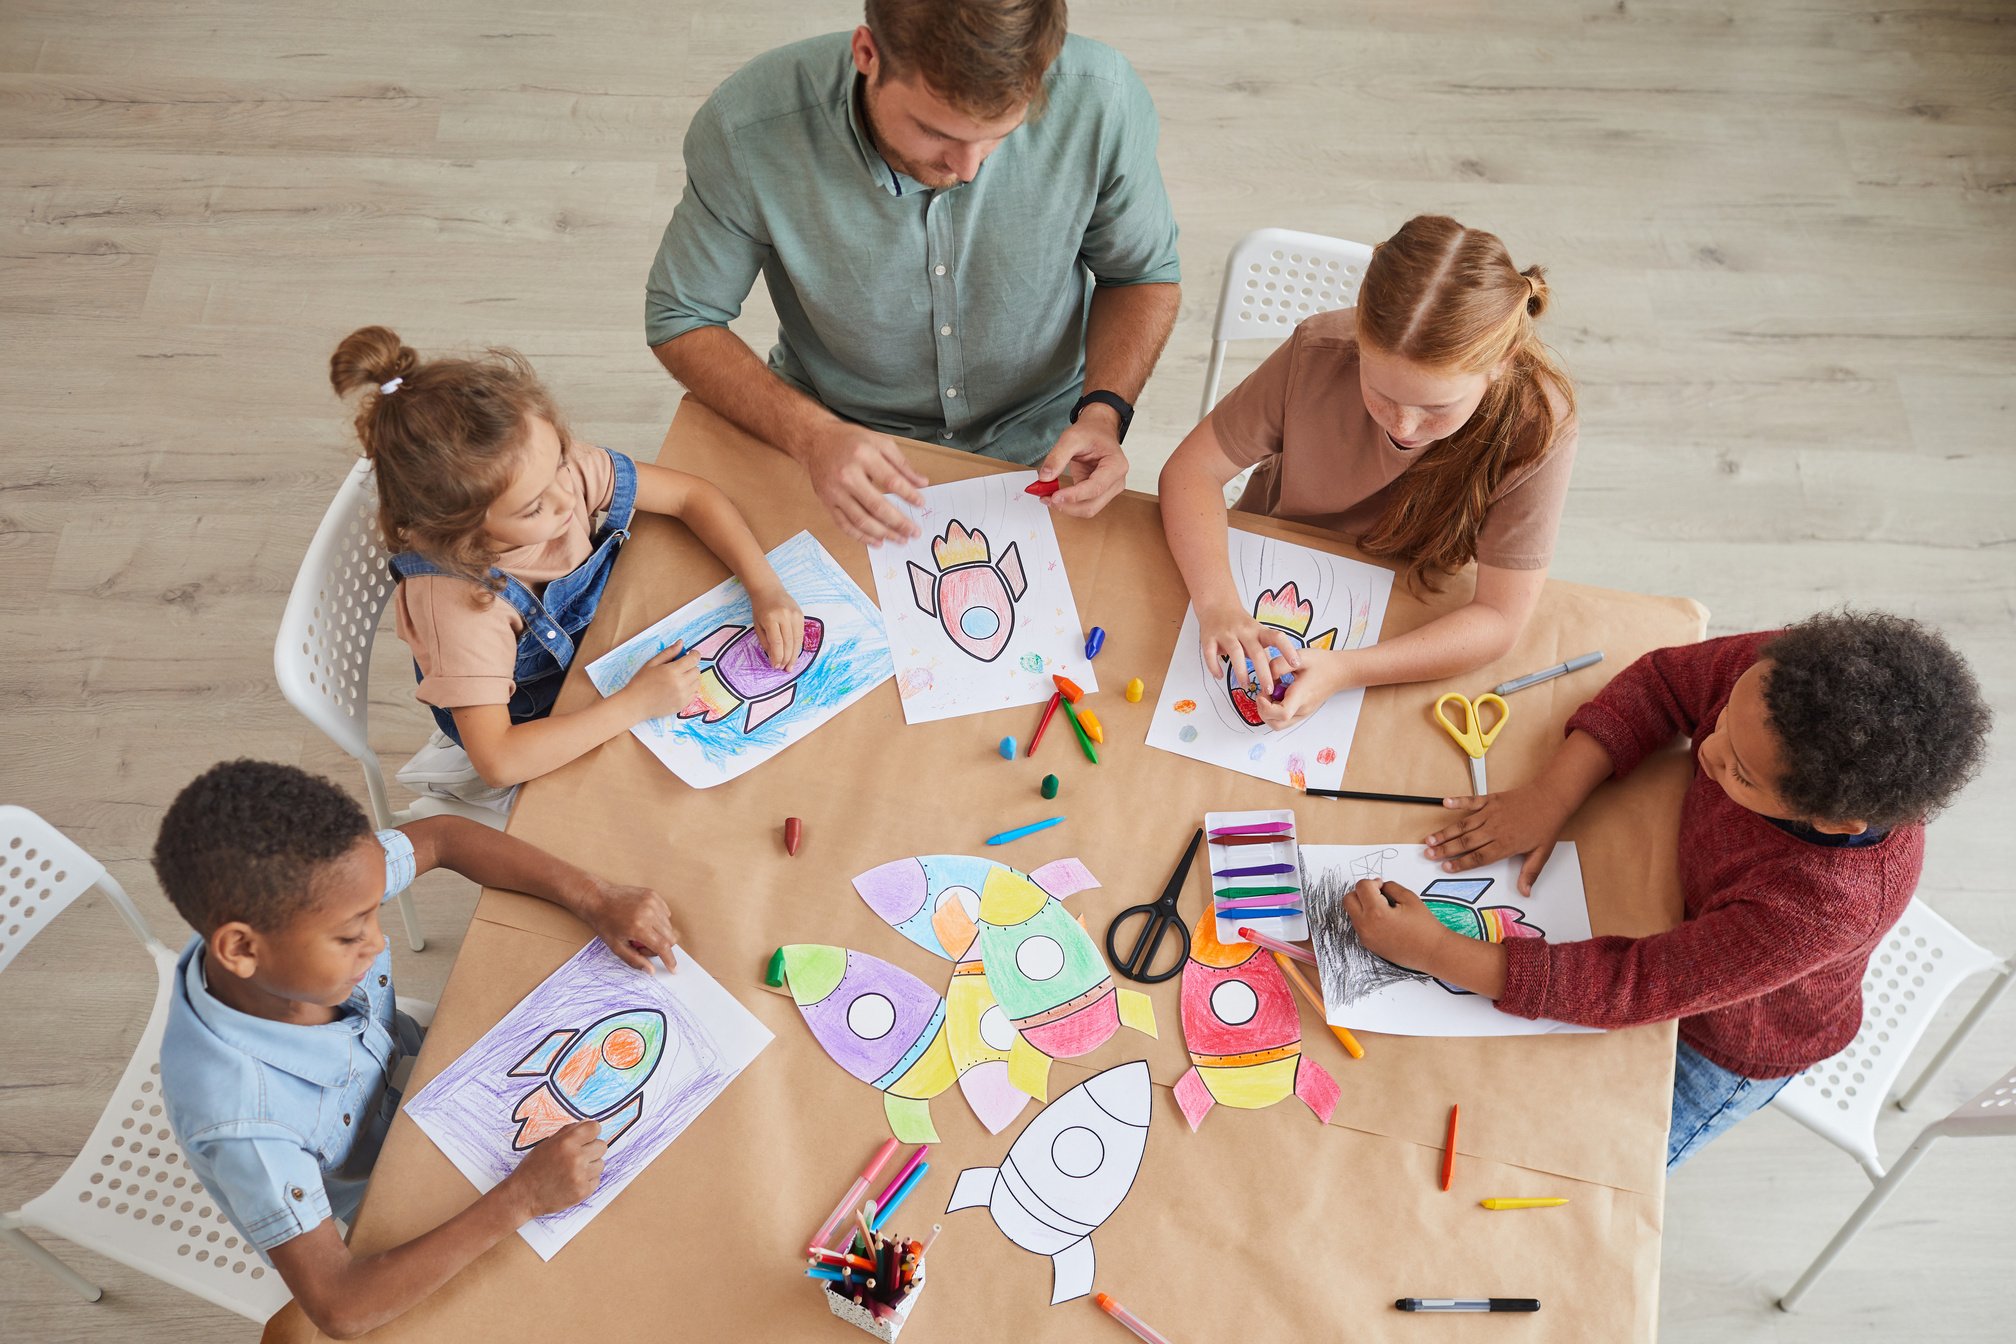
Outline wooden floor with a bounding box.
[3,1,2012,1338]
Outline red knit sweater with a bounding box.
[1496,631,1923,1078]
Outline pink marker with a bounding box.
[809,1137,899,1254]
[1236,926,1317,965]
[873,1143,930,1210]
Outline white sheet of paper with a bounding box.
[585,531,891,788]
[1301,843,1598,1037]
[404,942,772,1259]
[1144,528,1392,790]
[870,471,1096,724]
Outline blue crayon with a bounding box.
[1084,626,1106,659]
[986,816,1065,846]
[1214,906,1302,920]
[999,736,1017,760]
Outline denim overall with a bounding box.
[388,449,638,746]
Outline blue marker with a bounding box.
[985,816,1065,846]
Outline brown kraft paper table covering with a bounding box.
[263,399,1706,1343]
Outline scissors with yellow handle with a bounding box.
[1434,691,1510,794]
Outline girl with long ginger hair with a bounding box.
[1159,215,1579,727]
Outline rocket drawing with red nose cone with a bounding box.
[1173,917,1338,1131]
[908,520,1027,662]
[1226,582,1337,725]
[678,616,826,733]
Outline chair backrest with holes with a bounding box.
[0,804,161,972]
[1213,228,1376,346]
[273,459,395,767]
[1773,898,2004,1165]
[20,945,293,1320]
[1945,1062,2016,1138]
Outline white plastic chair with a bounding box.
[1770,897,2011,1180]
[1778,1058,2016,1309]
[0,804,292,1321]
[274,459,510,952]
[1200,228,1375,507]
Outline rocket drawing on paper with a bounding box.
[908,520,1027,662]
[973,862,1156,1101]
[506,1009,668,1151]
[946,1060,1152,1305]
[1417,876,1543,994]
[1174,917,1339,1130]
[678,616,826,733]
[778,945,958,1142]
[1226,582,1337,725]
[852,854,1102,1132]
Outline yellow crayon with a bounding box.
[1480,1197,1567,1210]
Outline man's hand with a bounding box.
[1034,413,1128,518]
[504,1122,606,1219]
[580,880,683,973]
[1254,648,1361,731]
[803,423,927,546]
[1422,781,1577,895]
[1343,879,1455,972]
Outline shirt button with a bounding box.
[377,975,388,987]
[342,1113,352,1126]
[933,264,947,276]
[545,628,557,639]
[290,1187,305,1201]
[942,431,954,440]
[946,387,959,399]
[939,324,952,336]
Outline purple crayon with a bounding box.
[678,616,825,732]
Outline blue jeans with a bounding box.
[1667,1038,1792,1171]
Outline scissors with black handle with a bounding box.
[1105,827,1203,984]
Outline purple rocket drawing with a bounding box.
[678,616,825,732]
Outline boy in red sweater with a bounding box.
[1345,611,1990,1169]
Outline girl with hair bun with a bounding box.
[1159,215,1579,728]
[329,326,803,792]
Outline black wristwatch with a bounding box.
[1070,390,1135,444]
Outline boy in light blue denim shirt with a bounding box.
[155,761,683,1337]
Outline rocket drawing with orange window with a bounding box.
[506,1009,668,1151]
[908,520,1027,662]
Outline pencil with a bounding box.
[1441,1104,1460,1192]
[1302,786,1445,806]
[1272,951,1364,1059]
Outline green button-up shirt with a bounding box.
[646,33,1181,465]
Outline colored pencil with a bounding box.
[1057,694,1100,763]
[1235,926,1317,964]
[1028,691,1062,754]
[1272,951,1364,1059]
[810,1137,899,1253]
[921,1223,944,1256]
[986,815,1066,846]
[1442,1105,1460,1192]
[807,1264,849,1282]
[1481,1197,1567,1210]
[873,1144,929,1210]
[1302,787,1445,806]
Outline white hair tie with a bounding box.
[379,376,404,395]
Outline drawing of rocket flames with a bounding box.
[506,1008,668,1151]
[1419,876,1543,994]
[1227,582,1338,725]
[1173,918,1339,1130]
[677,616,826,733]
[907,520,1027,662]
[779,945,959,1143]
[973,865,1156,1102]
[946,1061,1152,1305]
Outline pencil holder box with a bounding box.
[1205,808,1306,943]
[823,1264,927,1341]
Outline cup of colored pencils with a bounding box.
[809,1221,937,1340]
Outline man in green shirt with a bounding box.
[647,0,1182,544]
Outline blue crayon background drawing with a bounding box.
[587,531,893,787]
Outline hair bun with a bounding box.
[329,326,419,398]
[1520,266,1550,319]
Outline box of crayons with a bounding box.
[819,1240,927,1341]
[1204,809,1307,944]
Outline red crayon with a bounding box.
[1029,691,1063,754]
[784,816,803,856]
[1025,478,1061,497]
[1442,1104,1460,1192]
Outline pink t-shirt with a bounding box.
[392,443,618,711]
[1210,308,1578,571]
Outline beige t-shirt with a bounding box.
[392,443,619,711]
[1210,308,1578,571]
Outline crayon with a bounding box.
[1029,691,1063,755]
[784,816,804,855]
[1085,627,1106,659]
[1025,478,1060,498]
[1042,773,1060,799]
[1442,1105,1460,1192]
[1214,862,1296,878]
[999,736,1017,760]
[1211,833,1288,847]
[1057,694,1100,762]
[1481,1197,1567,1210]
[1052,674,1085,703]
[1077,709,1105,744]
[765,947,786,989]
[1209,822,1295,837]
[986,816,1066,846]
[1212,886,1299,899]
[1212,905,1302,919]
[1125,677,1144,702]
